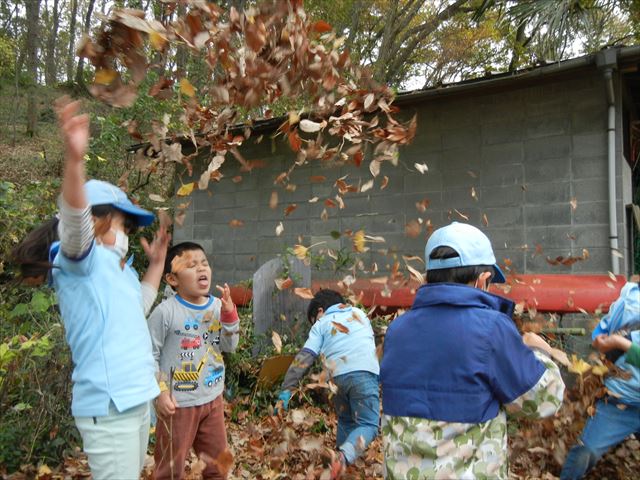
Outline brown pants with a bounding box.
[153,396,228,480]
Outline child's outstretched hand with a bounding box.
[55,96,89,163]
[593,334,631,353]
[141,223,171,267]
[156,390,179,418]
[216,283,235,313]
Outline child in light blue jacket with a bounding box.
[561,281,640,479]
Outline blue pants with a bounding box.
[561,399,640,480]
[332,370,380,464]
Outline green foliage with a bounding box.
[0,35,15,79]
[0,179,78,471]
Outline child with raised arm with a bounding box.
[148,242,240,480]
[276,289,380,479]
[561,280,639,479]
[13,98,170,479]
[380,222,565,479]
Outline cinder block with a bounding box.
[571,225,609,249]
[524,156,571,183]
[484,227,526,250]
[525,181,571,205]
[441,128,482,151]
[310,218,340,235]
[525,115,570,139]
[572,132,607,157]
[483,206,524,228]
[443,187,481,209]
[212,254,235,270]
[572,155,607,179]
[526,226,574,249]
[441,148,475,171]
[570,247,611,273]
[480,163,524,187]
[524,136,571,162]
[369,194,406,215]
[193,225,211,238]
[571,107,606,134]
[234,254,257,270]
[442,168,480,188]
[405,171,443,193]
[525,204,571,227]
[573,178,608,203]
[233,239,259,254]
[573,201,609,225]
[482,119,524,145]
[480,184,524,207]
[481,142,524,165]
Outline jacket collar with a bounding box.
[412,283,515,317]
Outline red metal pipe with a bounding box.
[229,274,627,314]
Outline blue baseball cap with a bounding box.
[85,179,155,227]
[425,222,506,283]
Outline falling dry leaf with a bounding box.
[415,163,428,174]
[405,220,422,238]
[271,330,282,354]
[176,182,196,197]
[331,321,349,334]
[380,176,389,190]
[149,193,165,202]
[284,204,297,216]
[353,230,366,253]
[294,288,314,300]
[292,245,309,260]
[570,197,578,211]
[229,219,244,228]
[274,277,293,290]
[270,191,279,209]
[179,78,196,97]
[275,222,284,236]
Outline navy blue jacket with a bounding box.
[380,283,545,423]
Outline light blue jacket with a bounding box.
[592,282,640,407]
[302,303,379,377]
[52,242,160,417]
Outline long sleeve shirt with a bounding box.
[147,294,239,407]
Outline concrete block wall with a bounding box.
[174,69,628,284]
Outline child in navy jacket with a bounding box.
[380,222,565,479]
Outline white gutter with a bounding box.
[598,49,620,274]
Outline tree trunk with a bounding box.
[175,2,187,76]
[75,0,96,86]
[25,0,42,137]
[66,0,78,82]
[45,0,61,85]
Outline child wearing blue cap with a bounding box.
[380,222,565,480]
[561,280,639,480]
[275,289,380,479]
[13,97,170,479]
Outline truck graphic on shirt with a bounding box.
[204,366,224,387]
[172,347,214,391]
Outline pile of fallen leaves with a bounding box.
[6,374,638,479]
[80,0,416,215]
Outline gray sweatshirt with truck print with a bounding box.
[147,294,239,407]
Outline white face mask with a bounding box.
[108,228,129,259]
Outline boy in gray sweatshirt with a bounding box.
[148,242,239,479]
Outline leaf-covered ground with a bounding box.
[8,383,638,480]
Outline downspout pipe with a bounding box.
[597,49,620,274]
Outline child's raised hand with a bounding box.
[141,223,171,267]
[216,283,235,312]
[156,390,178,417]
[593,334,631,353]
[55,96,89,164]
